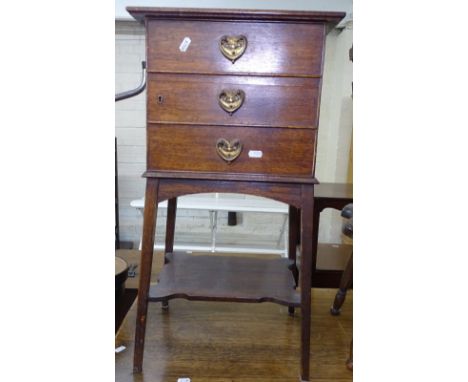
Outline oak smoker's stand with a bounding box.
[126,7,345,381]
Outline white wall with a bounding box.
[316,22,353,242]
[115,5,353,248]
[115,21,147,246]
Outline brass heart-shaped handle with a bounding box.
[219,35,247,63]
[216,138,242,163]
[218,89,245,115]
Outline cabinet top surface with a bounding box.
[127,6,345,25]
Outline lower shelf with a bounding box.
[149,252,300,307]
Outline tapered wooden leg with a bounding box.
[288,205,300,315]
[330,252,353,316]
[133,179,159,373]
[300,185,314,381]
[162,197,177,310]
[288,205,299,286]
[164,197,177,256]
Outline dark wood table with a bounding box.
[313,183,353,287]
[289,183,353,288]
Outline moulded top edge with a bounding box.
[126,7,346,26]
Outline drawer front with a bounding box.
[147,124,316,177]
[147,20,326,77]
[148,74,320,128]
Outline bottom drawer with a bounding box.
[147,124,316,177]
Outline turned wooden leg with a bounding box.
[133,179,159,373]
[300,185,314,381]
[162,197,177,311]
[330,252,353,316]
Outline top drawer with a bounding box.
[147,20,326,77]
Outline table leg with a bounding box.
[162,197,177,310]
[164,197,177,256]
[133,178,159,373]
[288,206,300,286]
[300,185,314,381]
[288,206,300,315]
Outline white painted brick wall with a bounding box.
[115,20,352,249]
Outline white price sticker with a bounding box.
[248,150,263,158]
[179,37,191,52]
[115,346,126,353]
[177,379,191,382]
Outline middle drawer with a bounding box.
[147,124,317,177]
[147,74,320,128]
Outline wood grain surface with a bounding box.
[154,178,304,208]
[116,287,352,382]
[147,20,326,77]
[127,7,346,25]
[148,252,300,306]
[147,124,316,177]
[147,74,320,128]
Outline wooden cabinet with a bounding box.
[127,7,344,381]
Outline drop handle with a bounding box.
[216,139,242,163]
[218,89,245,115]
[219,35,247,63]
